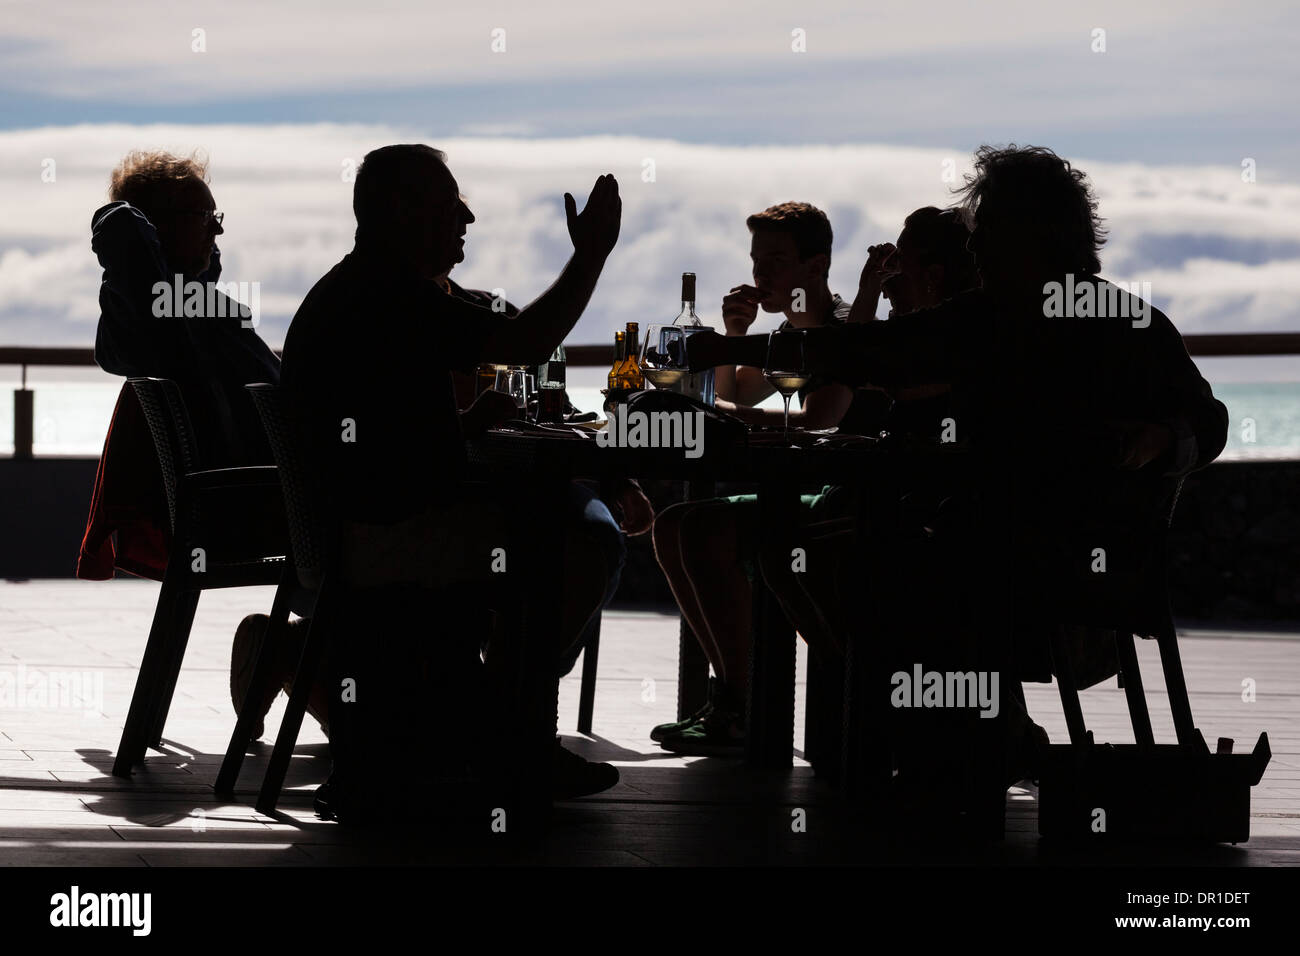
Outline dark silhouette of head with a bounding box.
[353,144,475,277]
[882,206,979,316]
[110,150,224,277]
[954,145,1105,298]
[745,201,833,313]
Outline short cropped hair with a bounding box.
[109,150,209,220]
[902,206,979,299]
[353,144,448,232]
[954,144,1105,275]
[746,201,833,273]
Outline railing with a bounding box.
[4,333,1300,457]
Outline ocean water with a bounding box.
[0,369,1295,461]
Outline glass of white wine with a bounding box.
[640,325,689,390]
[763,329,810,441]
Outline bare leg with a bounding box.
[758,535,844,658]
[678,502,753,698]
[652,503,726,677]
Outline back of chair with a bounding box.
[128,377,202,534]
[246,384,330,590]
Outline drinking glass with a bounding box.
[476,363,507,397]
[762,329,810,441]
[639,325,688,390]
[493,366,530,414]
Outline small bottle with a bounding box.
[622,322,644,390]
[537,343,566,423]
[608,330,625,391]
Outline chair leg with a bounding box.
[147,588,200,747]
[576,614,600,736]
[1114,631,1156,747]
[113,569,188,777]
[806,646,844,784]
[215,573,298,796]
[676,618,710,721]
[1154,623,1198,748]
[257,584,332,816]
[1049,628,1089,746]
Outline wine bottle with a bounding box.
[671,272,715,405]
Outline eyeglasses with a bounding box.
[173,209,224,226]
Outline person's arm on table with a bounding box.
[688,297,974,389]
[459,388,520,437]
[715,382,854,429]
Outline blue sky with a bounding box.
[1,0,1298,376]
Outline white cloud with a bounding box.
[2,123,1299,355]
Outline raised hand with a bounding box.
[859,242,897,295]
[564,174,622,263]
[849,242,897,323]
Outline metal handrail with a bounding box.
[4,333,1300,458]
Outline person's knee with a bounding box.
[652,501,690,565]
[756,542,795,592]
[677,506,731,577]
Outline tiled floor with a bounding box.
[0,580,1296,865]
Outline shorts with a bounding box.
[717,484,851,581]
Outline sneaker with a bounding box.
[553,740,620,798]
[649,675,725,743]
[659,703,746,757]
[230,614,277,741]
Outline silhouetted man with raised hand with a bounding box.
[688,144,1229,791]
[282,145,623,810]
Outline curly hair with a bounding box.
[953,144,1105,275]
[746,201,833,274]
[108,150,209,220]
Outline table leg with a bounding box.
[844,463,899,803]
[503,475,568,833]
[746,471,798,771]
[676,478,715,721]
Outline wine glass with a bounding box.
[493,366,530,415]
[640,325,688,390]
[763,329,810,442]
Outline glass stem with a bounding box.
[782,394,792,441]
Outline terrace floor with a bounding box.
[0,580,1297,866]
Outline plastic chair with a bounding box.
[111,377,296,778]
[214,384,338,813]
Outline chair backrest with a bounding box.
[245,385,330,590]
[128,377,202,534]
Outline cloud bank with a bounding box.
[2,124,1298,367]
